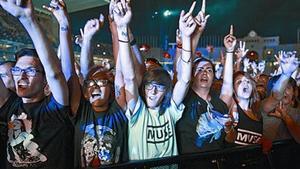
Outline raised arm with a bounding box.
[172,2,196,106]
[108,1,126,110]
[0,0,68,105]
[191,0,210,55]
[113,0,138,112]
[80,18,103,79]
[262,51,299,113]
[128,27,146,86]
[220,25,236,107]
[43,0,81,114]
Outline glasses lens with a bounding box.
[11,67,21,76]
[25,68,37,77]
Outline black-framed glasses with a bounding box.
[85,79,109,87]
[11,67,42,77]
[145,82,166,92]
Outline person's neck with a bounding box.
[192,84,210,100]
[22,93,45,104]
[93,104,109,113]
[237,98,250,111]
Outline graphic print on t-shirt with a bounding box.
[235,128,262,145]
[195,104,229,148]
[7,113,47,167]
[147,121,173,144]
[81,124,117,167]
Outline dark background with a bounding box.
[70,0,300,45]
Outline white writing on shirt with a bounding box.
[235,128,262,145]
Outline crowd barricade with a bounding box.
[100,139,300,169]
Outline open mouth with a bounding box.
[91,92,101,98]
[200,76,209,82]
[149,96,156,101]
[17,81,29,89]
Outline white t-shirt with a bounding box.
[126,97,185,160]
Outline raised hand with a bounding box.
[81,17,102,40]
[0,0,33,20]
[194,0,210,33]
[43,0,69,27]
[113,0,132,28]
[235,41,248,62]
[258,60,266,74]
[268,102,288,119]
[275,50,300,76]
[223,25,236,52]
[243,57,250,72]
[179,1,197,37]
[251,61,258,75]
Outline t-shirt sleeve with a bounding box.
[168,98,185,122]
[125,96,145,126]
[45,95,71,123]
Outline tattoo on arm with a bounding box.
[115,85,121,98]
[121,31,128,38]
[60,26,69,32]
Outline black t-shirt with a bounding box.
[232,104,263,145]
[176,89,229,154]
[0,93,18,169]
[0,94,74,169]
[73,97,128,169]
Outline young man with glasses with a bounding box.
[0,1,73,168]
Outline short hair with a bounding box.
[193,57,215,75]
[86,65,114,84]
[0,60,16,66]
[83,65,115,103]
[15,48,39,60]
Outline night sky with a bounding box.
[70,0,300,44]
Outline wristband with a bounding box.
[118,39,129,43]
[130,39,137,46]
[182,48,192,53]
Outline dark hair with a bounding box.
[287,78,298,108]
[193,57,215,75]
[141,67,172,115]
[233,71,259,107]
[15,48,39,60]
[84,65,115,103]
[0,60,16,66]
[144,58,162,70]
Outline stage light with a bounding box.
[163,10,171,17]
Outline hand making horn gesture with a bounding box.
[194,0,210,33]
[179,1,197,37]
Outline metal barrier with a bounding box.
[100,139,300,169]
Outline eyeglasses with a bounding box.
[85,79,109,87]
[11,67,42,77]
[145,82,166,92]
